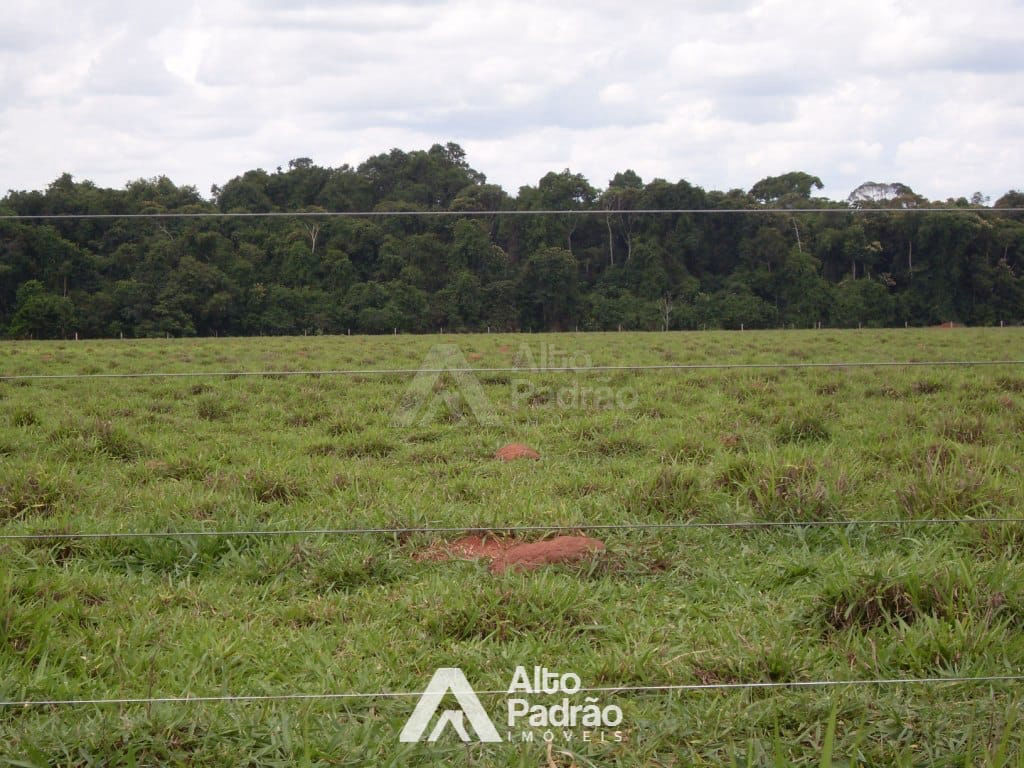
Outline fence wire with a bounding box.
[2,321,1022,719]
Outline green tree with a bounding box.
[517,247,579,330]
[600,170,644,265]
[749,172,824,205]
[831,278,896,327]
[7,280,75,338]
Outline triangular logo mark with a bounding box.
[392,345,498,427]
[399,667,502,743]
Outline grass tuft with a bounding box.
[629,463,701,518]
[824,579,926,630]
[0,473,66,520]
[9,407,39,427]
[775,414,831,444]
[245,469,306,503]
[937,415,988,445]
[51,419,146,461]
[196,397,229,421]
[911,380,945,395]
[335,435,396,458]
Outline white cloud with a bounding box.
[0,0,1021,202]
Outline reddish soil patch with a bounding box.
[498,345,511,353]
[495,443,540,461]
[417,534,607,574]
[416,534,517,562]
[467,352,484,361]
[490,536,606,574]
[932,321,958,329]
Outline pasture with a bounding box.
[1,328,1023,766]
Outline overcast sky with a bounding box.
[2,0,1022,203]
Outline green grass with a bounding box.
[1,329,1023,766]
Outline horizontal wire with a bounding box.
[3,674,1022,708]
[2,208,1023,221]
[2,359,1023,382]
[3,517,1023,542]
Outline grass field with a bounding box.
[2,329,1024,766]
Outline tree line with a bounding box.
[1,142,1022,338]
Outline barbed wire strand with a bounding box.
[2,208,1024,221]
[2,674,1021,708]
[2,359,1023,382]
[3,517,1023,542]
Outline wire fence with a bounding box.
[2,325,1022,718]
[2,357,1022,542]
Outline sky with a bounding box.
[1,0,1022,203]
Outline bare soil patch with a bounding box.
[495,443,540,461]
[490,536,606,574]
[416,534,517,562]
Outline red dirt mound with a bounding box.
[416,534,516,562]
[490,536,606,574]
[495,443,540,461]
[467,352,483,361]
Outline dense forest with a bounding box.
[1,142,1022,338]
